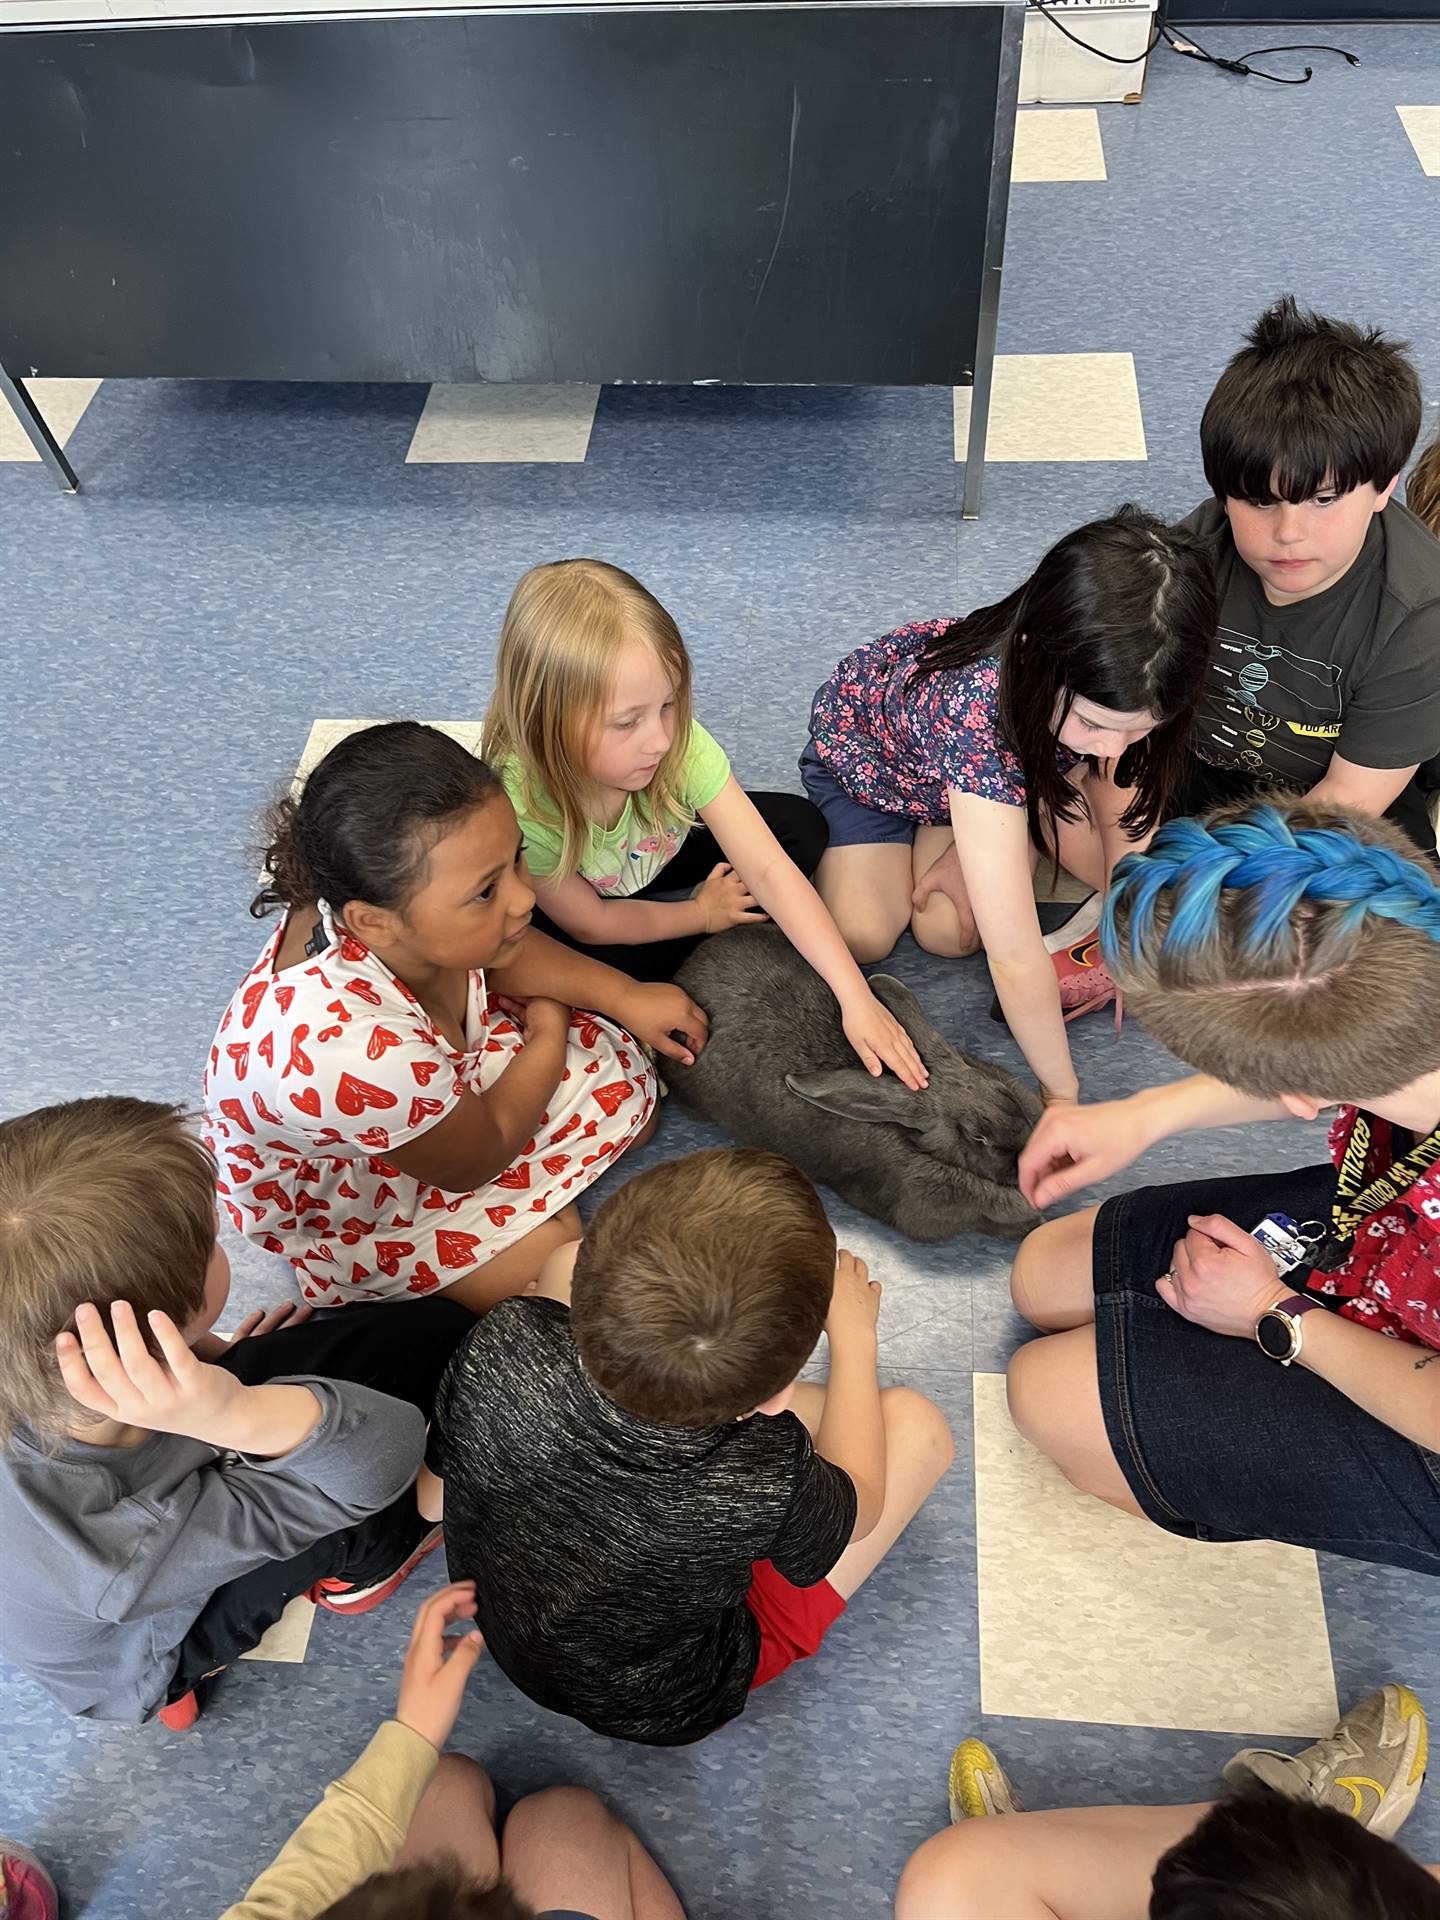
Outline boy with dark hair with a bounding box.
[1180,294,1440,852]
[420,1147,954,1746]
[0,1096,470,1726]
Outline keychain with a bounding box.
[1248,1211,1328,1277]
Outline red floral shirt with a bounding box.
[1305,1108,1440,1349]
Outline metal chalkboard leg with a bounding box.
[963,4,1024,521]
[0,360,80,492]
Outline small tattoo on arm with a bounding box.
[1414,1351,1439,1371]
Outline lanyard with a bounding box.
[1311,1111,1440,1272]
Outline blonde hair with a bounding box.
[1406,431,1440,538]
[0,1098,217,1445]
[482,559,696,880]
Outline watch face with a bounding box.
[1257,1312,1294,1360]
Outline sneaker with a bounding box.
[1042,894,1100,955]
[947,1738,1024,1824]
[156,1689,201,1732]
[1051,935,1118,1024]
[0,1843,58,1920]
[1223,1684,1428,1840]
[311,1524,444,1617]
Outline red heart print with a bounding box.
[373,1183,398,1209]
[540,1111,551,1127]
[313,1127,346,1148]
[260,1234,287,1255]
[347,979,383,1007]
[252,1093,284,1125]
[581,1120,598,1139]
[408,1095,445,1129]
[591,1082,630,1118]
[326,999,352,1026]
[367,1027,401,1061]
[318,1026,343,1043]
[548,1114,582,1144]
[351,1262,369,1283]
[229,1142,264,1169]
[228,1164,253,1185]
[336,1073,397,1116]
[337,1177,360,1200]
[294,1190,328,1216]
[218,1098,255,1136]
[356,1126,392,1151]
[340,935,368,963]
[576,1015,601,1048]
[215,1178,231,1196]
[305,966,334,989]
[411,1059,441,1086]
[374,1240,415,1276]
[617,1049,631,1070]
[340,1217,377,1237]
[290,1087,323,1118]
[220,1007,233,1034]
[484,1038,507,1053]
[495,1163,531,1190]
[542,1153,570,1176]
[485,1204,516,1227]
[274,981,297,1015]
[257,1031,275,1067]
[285,1027,314,1078]
[252,1180,290,1208]
[435,1229,482,1269]
[226,1042,250,1082]
[241,978,268,1031]
[530,1197,548,1212]
[584,1060,600,1075]
[208,1045,219,1074]
[407,1262,442,1294]
[224,1200,245,1232]
[312,1244,337,1264]
[296,1158,319,1183]
[561,1069,571,1082]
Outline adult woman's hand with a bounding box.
[1156,1213,1288,1338]
[1019,1097,1150,1209]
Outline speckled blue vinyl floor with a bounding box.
[2,23,1439,1917]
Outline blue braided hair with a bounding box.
[1102,804,1440,971]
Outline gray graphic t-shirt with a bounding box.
[1181,498,1440,788]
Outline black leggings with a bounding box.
[532,790,829,983]
[167,1297,471,1700]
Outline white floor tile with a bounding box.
[955,352,1146,463]
[239,1593,316,1664]
[1397,106,1440,176]
[406,384,599,465]
[0,377,101,460]
[1012,108,1107,183]
[294,716,484,785]
[972,1372,1338,1734]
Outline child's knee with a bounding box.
[429,1751,497,1824]
[1009,1211,1093,1324]
[910,910,981,960]
[897,1824,1005,1920]
[882,1386,956,1478]
[1009,1221,1056,1321]
[506,1784,612,1851]
[836,909,904,965]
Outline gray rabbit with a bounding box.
[668,925,1042,1241]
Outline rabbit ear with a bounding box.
[786,1070,929,1129]
[865,974,951,1061]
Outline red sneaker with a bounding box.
[1,1843,59,1920]
[310,1525,444,1617]
[1051,934,1119,1024]
[155,1689,201,1731]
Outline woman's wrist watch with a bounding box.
[1255,1292,1323,1366]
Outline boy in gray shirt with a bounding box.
[0,1096,470,1726]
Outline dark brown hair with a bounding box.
[0,1098,217,1444]
[570,1149,836,1426]
[318,1861,532,1920]
[1406,431,1440,539]
[1150,1790,1440,1920]
[1202,295,1421,506]
[913,507,1214,851]
[253,721,502,919]
[1102,799,1440,1102]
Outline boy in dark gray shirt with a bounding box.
[0,1097,470,1725]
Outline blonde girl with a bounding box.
[484,560,926,1090]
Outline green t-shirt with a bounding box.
[500,722,731,896]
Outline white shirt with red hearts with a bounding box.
[203,920,655,1304]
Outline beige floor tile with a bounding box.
[239,1593,316,1664]
[1012,108,1107,183]
[0,377,101,460]
[955,353,1146,463]
[1397,106,1440,176]
[294,717,484,785]
[972,1372,1338,1734]
[406,384,599,464]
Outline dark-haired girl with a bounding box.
[205,723,708,1312]
[800,509,1216,1106]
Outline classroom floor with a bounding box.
[3,24,1439,1917]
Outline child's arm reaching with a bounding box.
[534,862,763,946]
[949,790,1079,1105]
[812,1251,886,1541]
[700,778,928,1091]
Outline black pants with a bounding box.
[532,791,829,983]
[1176,755,1438,861]
[167,1297,471,1699]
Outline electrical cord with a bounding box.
[1025,0,1360,88]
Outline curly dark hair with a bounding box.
[318,1859,533,1920]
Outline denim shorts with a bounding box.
[797,740,919,848]
[1092,1163,1440,1577]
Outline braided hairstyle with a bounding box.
[1102,799,1440,1101]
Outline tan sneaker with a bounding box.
[1223,1684,1428,1840]
[947,1738,1024,1824]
